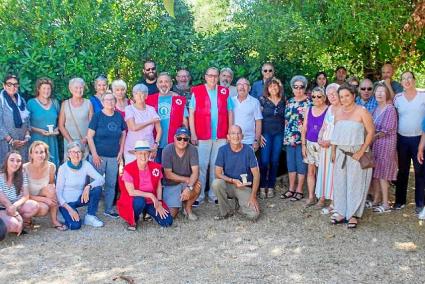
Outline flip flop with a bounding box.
[280,190,295,199]
[347,217,358,229]
[53,224,68,231]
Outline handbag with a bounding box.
[340,149,375,169]
[67,100,89,156]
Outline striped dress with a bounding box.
[315,105,336,200]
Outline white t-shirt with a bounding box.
[232,95,263,144]
[394,90,425,136]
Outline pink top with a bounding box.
[124,104,159,154]
[122,167,162,193]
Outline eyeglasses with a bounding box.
[262,69,273,73]
[145,67,156,72]
[360,87,373,91]
[402,76,414,82]
[69,150,82,154]
[205,74,218,78]
[350,84,359,88]
[293,85,304,90]
[5,82,19,88]
[311,95,323,99]
[229,132,242,136]
[176,137,189,142]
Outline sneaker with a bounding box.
[267,188,274,198]
[192,201,200,208]
[415,207,424,215]
[418,208,425,220]
[84,214,104,227]
[259,188,266,199]
[184,210,198,221]
[213,213,233,221]
[393,203,406,210]
[104,211,119,219]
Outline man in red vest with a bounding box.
[189,67,234,206]
[146,72,188,163]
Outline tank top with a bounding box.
[24,162,52,196]
[306,107,328,142]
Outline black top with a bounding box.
[259,95,285,135]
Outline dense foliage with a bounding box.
[0,0,423,99]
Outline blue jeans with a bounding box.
[260,133,283,188]
[59,187,102,230]
[286,144,307,175]
[197,139,226,202]
[89,155,118,213]
[155,148,163,163]
[133,197,173,227]
[396,135,425,208]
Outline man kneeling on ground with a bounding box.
[162,127,201,220]
[212,125,260,220]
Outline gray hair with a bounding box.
[220,67,234,78]
[236,77,250,86]
[205,67,219,75]
[66,141,82,152]
[94,75,108,86]
[68,77,85,88]
[157,72,173,82]
[111,79,127,92]
[325,83,340,95]
[290,75,308,90]
[311,86,325,96]
[102,91,117,103]
[132,84,148,95]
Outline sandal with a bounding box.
[373,205,391,213]
[280,190,295,199]
[53,224,68,231]
[127,225,136,231]
[347,217,358,229]
[304,198,317,208]
[290,192,304,201]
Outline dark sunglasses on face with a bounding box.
[5,82,19,88]
[293,85,304,90]
[360,87,372,91]
[311,95,323,99]
[176,136,189,142]
[145,67,156,72]
[262,69,273,73]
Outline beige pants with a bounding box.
[212,179,259,220]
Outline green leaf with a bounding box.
[163,0,175,18]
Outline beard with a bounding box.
[159,87,171,94]
[145,72,157,81]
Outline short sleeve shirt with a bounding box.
[284,97,311,146]
[122,168,162,193]
[0,172,28,207]
[162,143,199,186]
[231,95,263,144]
[215,144,258,184]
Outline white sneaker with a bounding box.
[84,214,104,227]
[418,208,425,220]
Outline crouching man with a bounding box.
[212,125,260,220]
[162,127,201,220]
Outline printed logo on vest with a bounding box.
[220,88,227,95]
[152,168,160,177]
[175,99,182,105]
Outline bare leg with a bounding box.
[380,179,390,208]
[18,200,39,222]
[371,178,381,205]
[0,211,23,234]
[169,208,179,218]
[40,186,62,227]
[296,174,305,193]
[306,165,317,201]
[289,172,297,192]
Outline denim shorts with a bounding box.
[286,144,307,175]
[163,183,185,208]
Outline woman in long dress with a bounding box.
[331,83,375,228]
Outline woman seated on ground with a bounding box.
[315,83,340,214]
[56,142,105,230]
[0,151,39,236]
[371,82,397,213]
[23,141,66,230]
[301,87,328,207]
[331,84,374,228]
[117,140,172,231]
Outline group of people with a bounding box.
[0,59,424,239]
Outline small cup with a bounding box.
[47,124,54,134]
[240,174,248,184]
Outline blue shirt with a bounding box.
[88,111,126,157]
[355,96,378,113]
[189,86,234,140]
[422,117,425,133]
[215,143,258,184]
[89,96,103,113]
[250,80,264,99]
[157,95,189,148]
[138,79,159,95]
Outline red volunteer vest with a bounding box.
[145,93,186,143]
[192,84,229,140]
[117,161,166,226]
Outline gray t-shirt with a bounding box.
[162,143,199,186]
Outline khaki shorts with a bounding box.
[303,141,320,166]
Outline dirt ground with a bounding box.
[1,177,425,284]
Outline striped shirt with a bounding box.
[0,172,28,207]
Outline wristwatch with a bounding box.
[188,185,194,191]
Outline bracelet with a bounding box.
[8,138,14,145]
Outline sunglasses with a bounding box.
[176,137,189,142]
[262,69,273,73]
[360,87,372,91]
[5,82,19,88]
[293,85,304,90]
[311,95,323,99]
[145,67,156,72]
